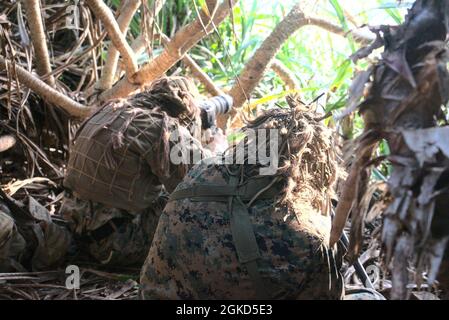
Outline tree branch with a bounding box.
[183,54,224,96]
[159,34,223,96]
[21,0,55,87]
[270,60,299,90]
[304,15,374,45]
[114,0,166,77]
[0,56,92,118]
[218,6,375,129]
[99,0,236,102]
[227,3,306,110]
[97,0,141,90]
[119,32,224,96]
[86,0,138,79]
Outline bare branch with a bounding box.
[304,15,374,45]
[159,34,223,96]
[0,56,92,118]
[99,0,236,102]
[118,32,224,96]
[270,60,299,90]
[21,0,55,87]
[228,3,306,110]
[86,0,138,79]
[135,0,166,53]
[115,0,166,79]
[98,0,141,90]
[183,54,224,96]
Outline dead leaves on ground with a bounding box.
[0,269,139,300]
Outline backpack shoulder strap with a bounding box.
[227,174,271,299]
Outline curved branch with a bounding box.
[98,0,141,90]
[99,0,236,102]
[160,34,223,96]
[227,3,306,110]
[217,7,375,129]
[183,54,224,96]
[119,33,224,96]
[0,56,92,118]
[304,15,374,45]
[86,0,138,79]
[114,0,166,77]
[21,0,55,87]
[270,60,299,90]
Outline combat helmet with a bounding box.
[131,76,203,137]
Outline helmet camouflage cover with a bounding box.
[137,76,203,137]
[64,76,208,212]
[62,76,210,267]
[140,101,345,299]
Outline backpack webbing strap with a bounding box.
[168,177,280,203]
[226,175,270,299]
[169,175,279,298]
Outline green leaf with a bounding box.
[329,59,352,91]
[328,0,356,53]
[325,93,348,112]
[377,0,403,24]
[247,88,319,110]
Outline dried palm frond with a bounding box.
[330,0,449,299]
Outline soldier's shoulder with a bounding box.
[172,160,226,192]
[130,106,181,129]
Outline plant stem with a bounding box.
[86,0,138,80]
[98,0,141,90]
[22,0,55,87]
[0,56,92,118]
